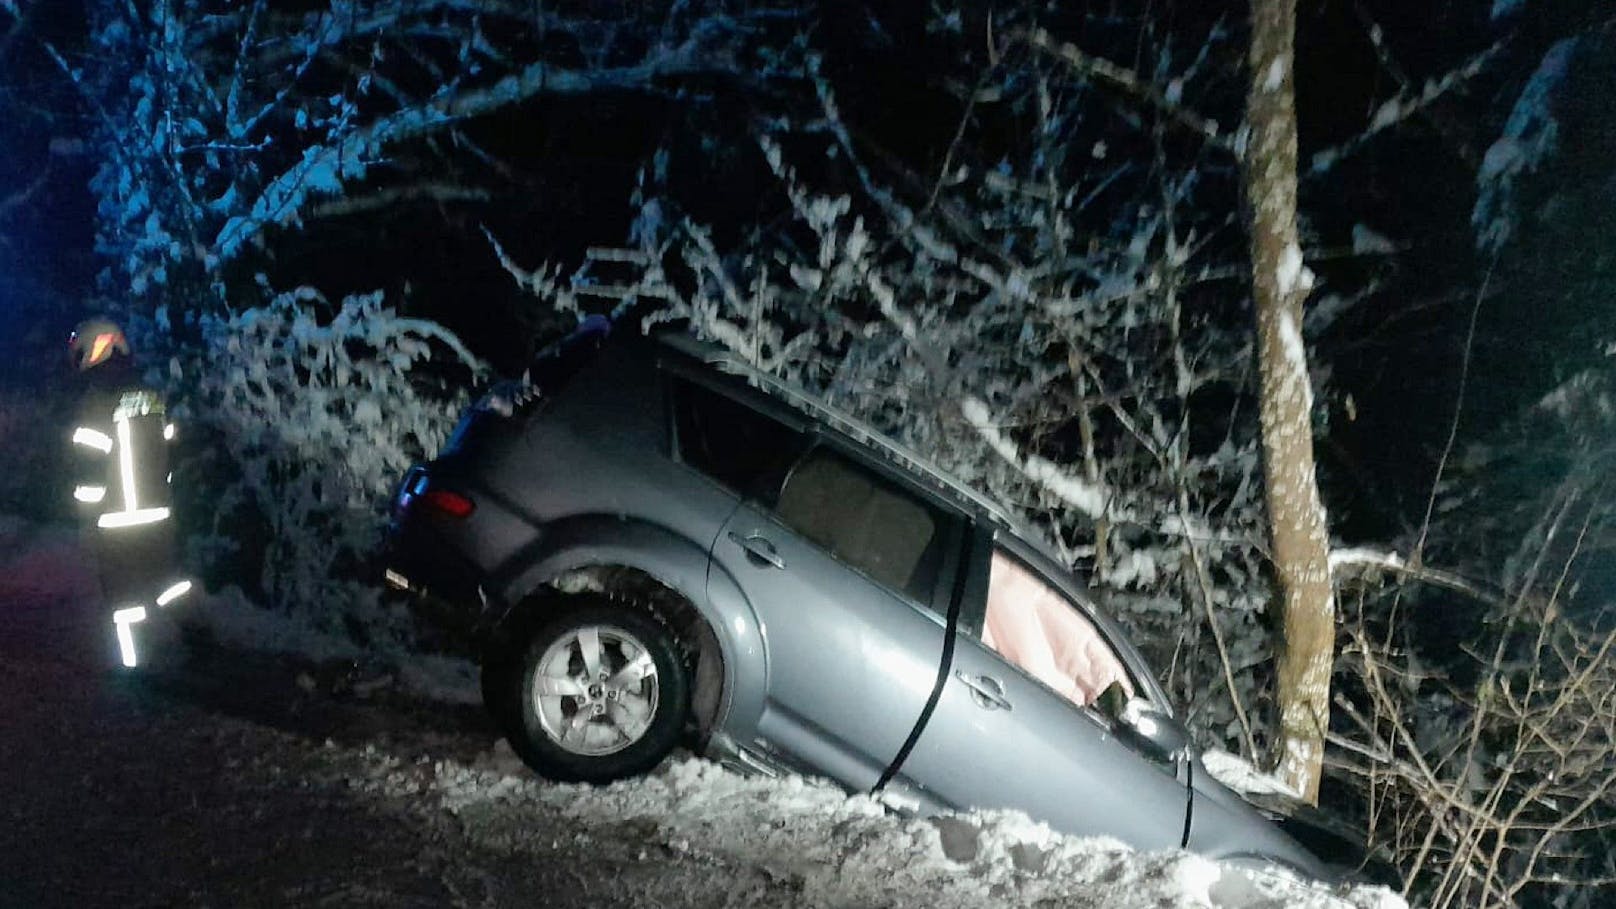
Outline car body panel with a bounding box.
[901,627,1191,850]
[712,500,950,792]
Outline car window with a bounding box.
[671,379,807,500]
[981,549,1136,713]
[773,447,946,604]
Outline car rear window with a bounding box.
[671,379,808,500]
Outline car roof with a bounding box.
[655,332,1055,552]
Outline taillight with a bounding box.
[419,488,476,519]
[394,468,474,520]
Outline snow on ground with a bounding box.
[351,748,1402,909]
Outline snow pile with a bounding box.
[354,751,1402,909]
[1200,749,1303,800]
[393,653,482,706]
[196,586,482,705]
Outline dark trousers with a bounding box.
[91,521,178,607]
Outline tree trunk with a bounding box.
[1242,0,1336,804]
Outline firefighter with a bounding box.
[67,318,192,669]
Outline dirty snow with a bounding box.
[197,586,367,663]
[196,587,484,705]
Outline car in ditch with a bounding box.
[384,324,1379,882]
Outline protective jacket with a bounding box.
[70,359,189,666]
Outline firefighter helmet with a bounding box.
[69,318,131,372]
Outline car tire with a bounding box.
[506,600,689,784]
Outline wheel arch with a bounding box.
[488,514,767,750]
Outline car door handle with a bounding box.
[955,671,1013,712]
[728,531,786,570]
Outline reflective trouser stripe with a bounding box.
[97,507,170,529]
[156,580,192,607]
[111,606,148,668]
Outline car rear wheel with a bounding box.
[507,600,689,783]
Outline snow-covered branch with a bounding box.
[1330,547,1501,604]
[215,53,750,262]
[1307,43,1503,178]
[172,287,484,620]
[1472,38,1577,252]
[87,0,805,304]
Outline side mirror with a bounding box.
[1117,698,1192,763]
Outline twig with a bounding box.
[1411,258,1495,564]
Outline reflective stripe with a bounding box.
[156,580,192,607]
[97,507,170,529]
[73,485,107,504]
[112,606,148,668]
[116,417,138,511]
[73,427,113,453]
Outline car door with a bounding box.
[709,441,965,794]
[896,537,1191,849]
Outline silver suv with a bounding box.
[386,328,1370,881]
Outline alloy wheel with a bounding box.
[531,624,660,757]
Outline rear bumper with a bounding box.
[384,467,489,638]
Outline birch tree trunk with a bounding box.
[1242,0,1336,804]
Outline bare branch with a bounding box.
[1013,28,1235,156]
